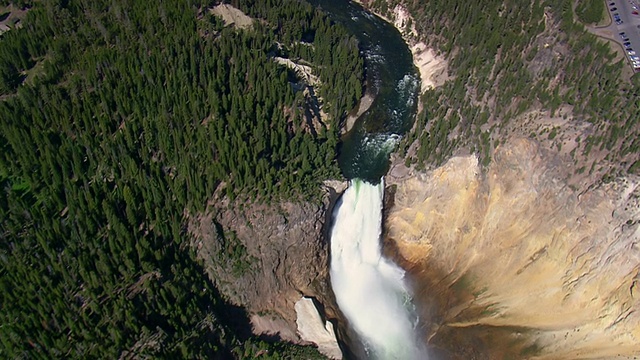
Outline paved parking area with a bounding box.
[607,0,640,70]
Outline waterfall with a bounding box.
[330,178,425,359]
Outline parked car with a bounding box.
[611,7,618,10]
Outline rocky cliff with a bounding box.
[348,0,640,357]
[188,181,347,357]
[384,138,640,359]
[187,2,640,358]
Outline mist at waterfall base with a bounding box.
[330,179,426,359]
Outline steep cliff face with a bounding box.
[384,138,640,359]
[188,181,347,347]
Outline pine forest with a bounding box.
[0,0,363,358]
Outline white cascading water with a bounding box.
[330,178,425,359]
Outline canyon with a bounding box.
[385,139,640,358]
[192,2,640,359]
[368,0,640,356]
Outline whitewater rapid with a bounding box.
[330,179,425,359]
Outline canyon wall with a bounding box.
[359,1,640,356]
[188,181,348,358]
[385,138,640,359]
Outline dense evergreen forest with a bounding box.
[375,0,640,177]
[0,0,363,358]
[575,0,605,24]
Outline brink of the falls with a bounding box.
[329,178,426,360]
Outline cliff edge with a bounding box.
[188,180,347,357]
[384,138,640,359]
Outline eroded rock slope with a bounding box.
[385,139,640,359]
[189,181,347,348]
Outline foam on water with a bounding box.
[362,133,400,155]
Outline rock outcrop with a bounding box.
[189,181,347,345]
[384,138,640,359]
[209,4,253,30]
[295,297,342,359]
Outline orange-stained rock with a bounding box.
[385,138,640,359]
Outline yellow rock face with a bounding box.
[385,139,640,359]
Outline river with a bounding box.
[309,0,418,183]
[309,1,425,359]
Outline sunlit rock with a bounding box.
[385,138,640,359]
[295,297,343,360]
